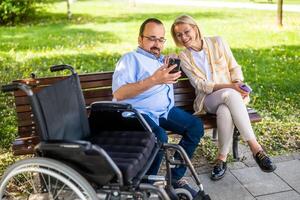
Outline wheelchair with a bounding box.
[0,65,211,200]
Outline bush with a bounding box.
[0,0,38,25]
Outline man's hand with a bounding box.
[151,64,181,85]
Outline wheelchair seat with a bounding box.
[90,130,156,183]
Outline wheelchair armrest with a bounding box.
[35,140,92,152]
[90,101,132,111]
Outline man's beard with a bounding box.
[150,47,161,57]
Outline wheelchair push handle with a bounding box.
[1,83,33,96]
[1,83,20,93]
[50,64,75,74]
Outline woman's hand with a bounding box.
[231,82,249,99]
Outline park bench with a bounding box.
[8,71,262,160]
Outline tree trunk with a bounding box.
[67,0,72,20]
[277,0,283,27]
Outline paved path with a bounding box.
[136,0,300,13]
[185,146,300,200]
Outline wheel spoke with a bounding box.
[48,172,51,194]
[66,191,76,200]
[40,170,50,193]
[53,183,66,199]
[16,174,32,196]
[28,171,38,193]
[22,172,37,194]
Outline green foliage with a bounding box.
[0,149,15,177]
[197,136,219,162]
[0,94,16,148]
[0,148,32,177]
[0,0,38,25]
[254,120,300,155]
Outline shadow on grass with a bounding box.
[1,52,122,79]
[0,26,120,52]
[0,11,229,51]
[12,9,234,26]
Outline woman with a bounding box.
[171,14,276,180]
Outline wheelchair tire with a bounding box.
[174,188,193,200]
[0,157,98,200]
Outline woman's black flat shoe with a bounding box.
[211,159,227,181]
[254,151,276,172]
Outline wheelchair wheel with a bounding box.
[174,188,193,200]
[0,157,98,200]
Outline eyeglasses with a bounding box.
[142,35,167,43]
[175,28,193,39]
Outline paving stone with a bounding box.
[291,152,300,160]
[255,190,300,200]
[274,159,300,193]
[228,161,247,170]
[271,154,295,163]
[187,172,254,200]
[194,164,212,175]
[231,167,290,196]
[237,143,258,167]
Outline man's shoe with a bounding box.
[210,159,227,181]
[172,178,198,198]
[254,151,276,172]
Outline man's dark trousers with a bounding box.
[142,106,204,181]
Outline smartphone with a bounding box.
[239,84,252,93]
[168,58,181,73]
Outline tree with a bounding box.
[67,0,77,19]
[277,0,283,27]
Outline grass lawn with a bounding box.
[0,0,299,175]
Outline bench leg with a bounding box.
[232,127,240,161]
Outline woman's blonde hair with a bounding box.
[171,14,202,47]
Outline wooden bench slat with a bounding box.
[85,97,113,105]
[16,111,32,121]
[174,87,195,94]
[175,101,194,107]
[16,105,32,113]
[83,88,112,98]
[173,79,192,88]
[79,72,113,81]
[174,93,195,101]
[18,126,37,137]
[12,136,39,155]
[80,80,112,89]
[13,72,114,84]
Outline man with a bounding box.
[112,18,204,195]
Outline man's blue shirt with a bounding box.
[112,47,174,125]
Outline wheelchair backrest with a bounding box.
[32,74,90,141]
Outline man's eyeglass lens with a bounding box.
[143,35,166,43]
